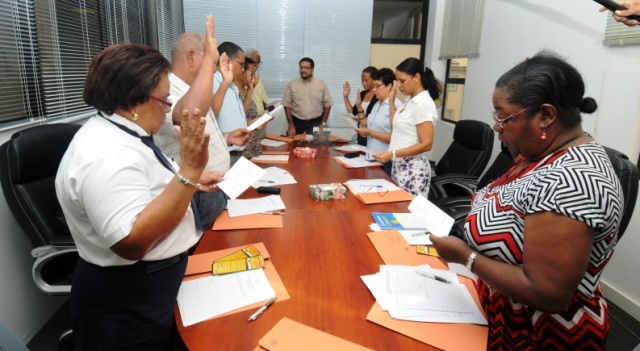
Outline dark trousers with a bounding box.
[71,256,188,350]
[292,115,323,135]
[193,190,227,231]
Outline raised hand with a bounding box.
[176,108,209,172]
[204,15,219,66]
[343,81,351,97]
[355,88,363,110]
[220,53,233,85]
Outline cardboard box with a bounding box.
[293,147,318,158]
[309,183,346,201]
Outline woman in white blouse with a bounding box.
[354,68,402,176]
[373,58,440,197]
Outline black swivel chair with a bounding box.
[0,123,81,348]
[440,145,639,242]
[429,120,494,200]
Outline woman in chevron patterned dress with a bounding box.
[431,51,624,350]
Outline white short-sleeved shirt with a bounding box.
[155,73,230,173]
[55,114,202,266]
[388,91,437,155]
[366,98,403,154]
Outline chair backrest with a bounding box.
[0,124,81,248]
[435,120,494,178]
[477,148,517,189]
[602,146,639,241]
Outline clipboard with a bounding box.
[212,210,284,230]
[254,317,374,351]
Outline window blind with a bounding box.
[183,0,373,127]
[603,15,640,46]
[439,0,485,60]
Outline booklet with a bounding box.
[371,212,427,230]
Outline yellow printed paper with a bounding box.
[214,245,262,263]
[416,245,439,257]
[212,255,265,275]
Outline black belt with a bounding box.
[230,150,243,156]
[142,252,186,274]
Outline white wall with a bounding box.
[0,128,67,343]
[426,0,640,320]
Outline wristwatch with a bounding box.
[466,251,479,271]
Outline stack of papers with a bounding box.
[251,154,290,163]
[261,139,287,147]
[369,196,455,238]
[251,167,297,187]
[361,265,487,325]
[334,144,368,153]
[177,269,276,326]
[334,155,381,168]
[227,195,286,217]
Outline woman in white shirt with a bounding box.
[374,58,440,197]
[354,68,402,176]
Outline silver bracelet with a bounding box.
[177,174,202,190]
[466,251,479,271]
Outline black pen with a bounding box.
[259,180,275,183]
[411,231,430,237]
[415,270,451,284]
[248,297,277,322]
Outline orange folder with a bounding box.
[366,300,487,351]
[366,230,448,270]
[265,134,294,143]
[354,189,414,204]
[251,151,290,164]
[254,317,374,351]
[365,231,488,350]
[182,243,290,321]
[328,135,349,143]
[212,210,283,230]
[332,156,382,169]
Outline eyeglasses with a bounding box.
[373,83,386,90]
[231,58,247,70]
[149,96,173,109]
[299,66,312,70]
[491,106,532,128]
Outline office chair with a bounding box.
[441,145,639,242]
[429,120,494,200]
[0,123,81,349]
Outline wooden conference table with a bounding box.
[177,141,440,351]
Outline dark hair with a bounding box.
[83,44,170,115]
[218,41,244,59]
[495,51,597,127]
[362,66,378,79]
[376,68,395,86]
[300,57,314,68]
[396,57,440,100]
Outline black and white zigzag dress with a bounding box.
[465,142,623,350]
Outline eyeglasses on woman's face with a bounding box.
[491,106,532,128]
[149,96,173,110]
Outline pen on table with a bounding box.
[248,297,277,322]
[260,211,284,216]
[415,270,452,284]
[411,231,430,237]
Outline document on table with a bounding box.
[367,224,432,245]
[344,179,400,194]
[335,155,381,168]
[334,144,370,153]
[250,154,289,163]
[177,269,276,327]
[227,195,286,217]
[408,195,455,237]
[360,264,486,325]
[252,166,297,188]
[261,139,287,147]
[217,157,267,200]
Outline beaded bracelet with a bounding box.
[177,174,202,190]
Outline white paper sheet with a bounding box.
[344,179,400,194]
[408,195,454,237]
[260,139,287,147]
[217,157,267,200]
[335,155,381,168]
[247,112,274,131]
[251,167,297,188]
[227,195,286,217]
[250,154,289,162]
[177,269,276,327]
